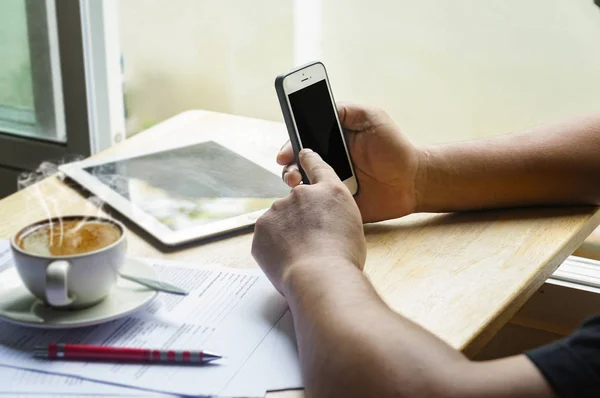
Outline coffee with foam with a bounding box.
[17,220,121,256]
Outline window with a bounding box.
[3,0,600,199]
[0,0,109,199]
[117,0,600,145]
[0,0,65,142]
[118,0,293,136]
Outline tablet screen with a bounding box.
[84,141,289,231]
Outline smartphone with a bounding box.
[275,62,358,195]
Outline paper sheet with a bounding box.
[0,240,302,397]
[0,365,170,396]
[0,314,301,398]
[2,396,158,398]
[0,243,11,274]
[1,245,152,397]
[221,310,302,396]
[0,241,288,397]
[0,321,302,398]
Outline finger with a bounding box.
[285,168,303,187]
[276,141,295,166]
[298,149,339,184]
[282,164,302,187]
[337,102,365,129]
[337,102,377,132]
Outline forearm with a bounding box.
[283,259,554,398]
[284,259,468,397]
[416,114,600,213]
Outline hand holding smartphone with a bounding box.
[275,62,358,195]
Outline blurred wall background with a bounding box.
[119,0,600,144]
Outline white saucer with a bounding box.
[0,258,158,329]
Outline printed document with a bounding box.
[0,241,289,397]
[0,364,169,396]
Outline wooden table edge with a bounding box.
[462,207,600,357]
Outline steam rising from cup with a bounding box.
[17,159,121,244]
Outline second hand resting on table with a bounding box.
[251,103,600,398]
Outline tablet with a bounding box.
[59,141,290,246]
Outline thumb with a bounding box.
[299,149,339,184]
[337,102,371,131]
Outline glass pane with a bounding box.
[120,1,600,145]
[118,0,293,137]
[315,0,600,145]
[0,0,65,142]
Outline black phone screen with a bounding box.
[288,79,352,181]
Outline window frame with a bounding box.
[0,0,124,175]
[0,0,90,171]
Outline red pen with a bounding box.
[34,343,222,364]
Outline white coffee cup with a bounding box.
[10,216,127,309]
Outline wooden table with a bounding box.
[1,110,599,398]
[575,228,600,261]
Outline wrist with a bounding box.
[281,256,362,298]
[414,146,433,213]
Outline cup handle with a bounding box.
[45,260,75,307]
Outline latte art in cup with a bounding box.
[17,220,121,257]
